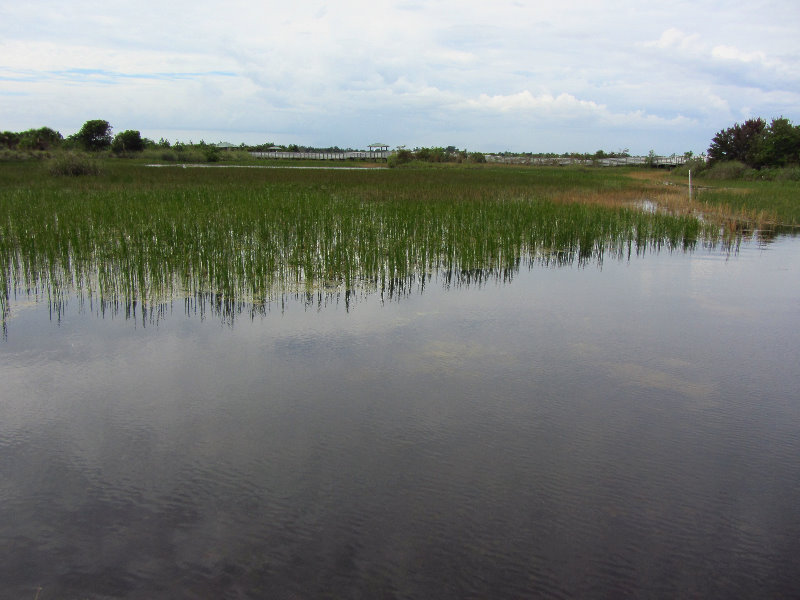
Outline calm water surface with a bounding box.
[2,236,800,599]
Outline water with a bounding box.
[2,236,799,598]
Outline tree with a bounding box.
[753,117,800,168]
[0,131,22,149]
[75,119,112,151]
[708,117,800,169]
[18,127,63,150]
[111,130,145,154]
[707,118,765,166]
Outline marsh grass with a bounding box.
[663,169,800,227]
[0,162,748,331]
[48,152,101,176]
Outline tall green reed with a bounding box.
[0,163,730,331]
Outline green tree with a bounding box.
[111,130,145,154]
[0,131,22,149]
[75,119,113,151]
[753,117,800,168]
[707,118,765,166]
[18,127,63,150]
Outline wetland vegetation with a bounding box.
[2,159,763,334]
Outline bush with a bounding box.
[204,147,221,162]
[702,160,749,180]
[672,157,709,177]
[387,149,413,168]
[0,149,45,162]
[49,152,101,176]
[111,130,145,155]
[774,166,800,182]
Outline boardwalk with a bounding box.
[249,151,690,167]
[250,150,390,161]
[484,155,689,167]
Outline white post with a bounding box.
[689,169,692,202]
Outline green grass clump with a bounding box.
[48,152,101,176]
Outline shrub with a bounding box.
[672,157,709,177]
[49,152,101,176]
[111,130,145,155]
[702,160,748,180]
[0,149,42,162]
[204,147,221,162]
[774,166,800,182]
[387,149,413,168]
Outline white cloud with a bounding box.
[645,28,704,53]
[464,91,602,115]
[461,90,694,130]
[711,45,767,64]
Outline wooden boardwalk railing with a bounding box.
[484,155,689,167]
[249,151,690,167]
[250,151,390,160]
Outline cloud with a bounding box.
[464,91,601,115]
[1,1,798,153]
[645,27,704,53]
[641,27,800,89]
[461,90,694,129]
[711,45,768,64]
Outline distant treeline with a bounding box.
[1,121,148,155]
[4,116,798,172]
[0,120,646,163]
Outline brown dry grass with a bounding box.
[553,170,776,230]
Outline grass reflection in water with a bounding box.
[0,164,725,330]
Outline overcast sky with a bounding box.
[1,1,798,154]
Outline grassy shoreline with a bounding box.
[2,156,797,224]
[664,170,800,227]
[3,157,795,332]
[2,160,732,325]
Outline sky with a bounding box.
[1,1,798,155]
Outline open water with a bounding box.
[1,234,799,598]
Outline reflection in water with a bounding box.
[2,189,800,597]
[0,189,748,334]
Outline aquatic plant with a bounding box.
[0,162,733,331]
